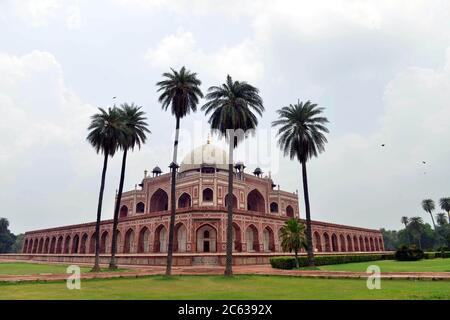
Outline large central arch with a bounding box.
[150,189,169,212]
[247,189,265,213]
[196,224,217,253]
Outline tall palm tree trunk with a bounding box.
[428,211,437,230]
[224,131,234,276]
[166,117,180,276]
[301,161,315,266]
[92,152,109,272]
[109,148,128,269]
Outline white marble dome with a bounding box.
[179,141,229,172]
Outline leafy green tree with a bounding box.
[0,218,15,253]
[279,218,307,268]
[422,199,437,229]
[408,217,425,249]
[436,213,448,226]
[10,233,24,253]
[87,107,126,272]
[109,103,150,270]
[439,197,450,223]
[157,67,203,276]
[272,100,329,266]
[202,75,264,276]
[380,228,399,250]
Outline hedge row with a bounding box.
[425,251,450,259]
[270,254,394,270]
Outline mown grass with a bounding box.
[0,262,126,275]
[0,275,449,300]
[318,258,450,273]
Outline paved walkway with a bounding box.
[1,259,449,282]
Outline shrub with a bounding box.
[424,252,436,259]
[435,251,450,258]
[270,254,390,270]
[394,245,424,261]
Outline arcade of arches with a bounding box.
[22,220,384,255]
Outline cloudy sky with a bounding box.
[1,0,449,234]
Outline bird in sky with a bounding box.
[381,144,385,147]
[113,96,117,99]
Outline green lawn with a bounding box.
[0,275,449,300]
[319,258,450,273]
[0,262,99,275]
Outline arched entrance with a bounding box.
[64,235,71,254]
[245,225,259,252]
[314,232,322,252]
[353,235,359,251]
[38,238,44,253]
[175,223,187,252]
[196,224,217,253]
[339,234,346,252]
[154,225,167,253]
[323,233,331,252]
[51,237,57,254]
[263,227,275,252]
[178,193,192,208]
[247,189,265,213]
[331,234,338,252]
[44,238,50,253]
[150,189,169,212]
[232,223,242,252]
[71,234,80,254]
[123,229,135,253]
[138,227,150,253]
[346,235,353,252]
[89,234,96,254]
[79,234,88,254]
[100,231,109,253]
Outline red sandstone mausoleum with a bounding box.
[20,141,384,266]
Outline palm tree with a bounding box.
[421,199,437,229]
[439,197,450,223]
[109,103,150,270]
[401,216,410,244]
[400,216,409,228]
[87,107,125,272]
[157,66,203,276]
[202,75,264,276]
[436,213,448,226]
[272,100,329,267]
[279,218,307,268]
[408,216,424,249]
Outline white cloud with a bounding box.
[2,0,81,29]
[145,29,264,82]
